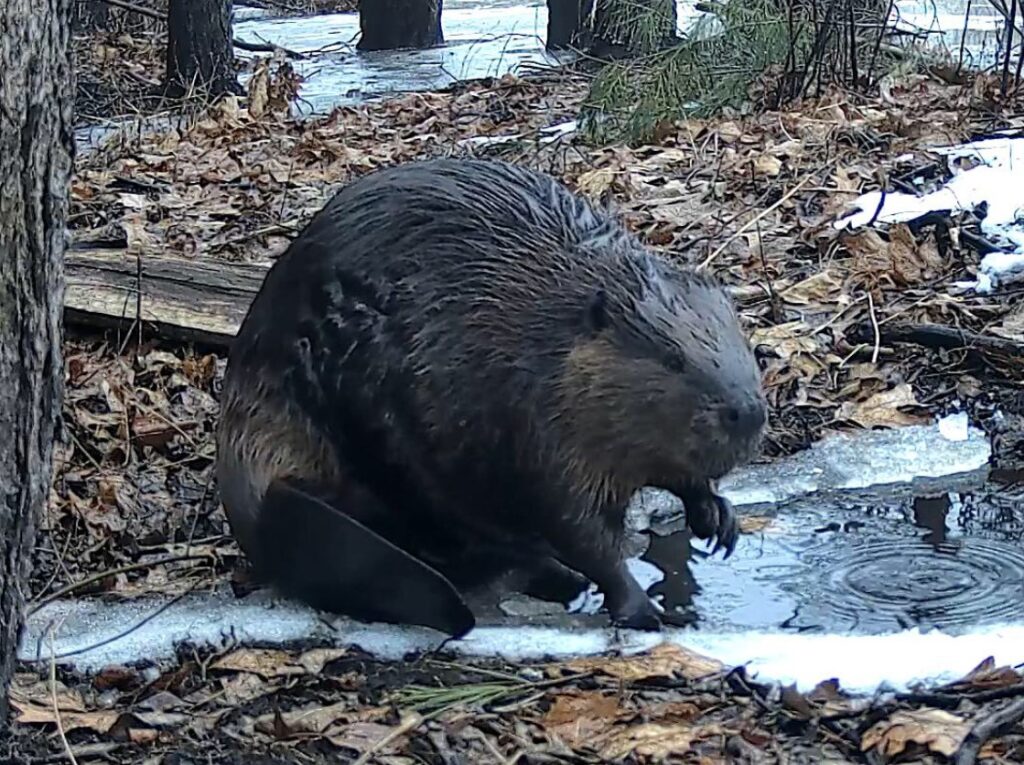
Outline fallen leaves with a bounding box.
[836,382,931,428]
[861,708,972,758]
[212,646,350,678]
[561,642,724,683]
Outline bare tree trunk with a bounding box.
[357,0,443,51]
[546,0,594,49]
[0,0,73,722]
[166,0,241,97]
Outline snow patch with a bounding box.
[834,135,1024,293]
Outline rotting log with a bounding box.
[0,0,74,722]
[64,247,267,348]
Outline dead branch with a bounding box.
[233,36,306,59]
[849,322,1024,360]
[954,697,1024,765]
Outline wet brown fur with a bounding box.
[215,157,767,630]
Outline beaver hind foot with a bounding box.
[255,479,476,638]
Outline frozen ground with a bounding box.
[24,415,1019,696]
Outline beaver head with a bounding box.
[555,260,766,493]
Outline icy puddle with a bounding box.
[25,416,1024,694]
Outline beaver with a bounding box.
[215,157,767,637]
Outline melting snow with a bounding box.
[834,134,1024,293]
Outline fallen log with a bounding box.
[64,247,266,349]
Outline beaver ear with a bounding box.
[583,288,608,335]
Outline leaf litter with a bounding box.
[9,26,1024,765]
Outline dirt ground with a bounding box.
[6,16,1024,765]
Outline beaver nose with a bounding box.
[719,398,767,438]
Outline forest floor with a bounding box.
[4,20,1024,765]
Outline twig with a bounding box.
[698,175,813,271]
[48,629,79,765]
[954,697,1024,765]
[755,217,782,323]
[352,712,424,765]
[28,554,212,615]
[866,291,880,364]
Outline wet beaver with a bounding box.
[216,158,767,637]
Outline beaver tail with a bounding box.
[254,478,476,638]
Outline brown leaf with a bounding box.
[212,646,349,679]
[248,62,271,119]
[575,167,617,200]
[750,321,825,362]
[211,648,306,679]
[861,708,970,758]
[128,728,159,745]
[753,153,782,177]
[12,702,120,735]
[325,721,397,753]
[543,691,623,749]
[836,383,929,428]
[599,722,711,760]
[562,642,723,683]
[949,656,1023,691]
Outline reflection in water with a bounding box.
[914,494,951,547]
[628,486,1024,635]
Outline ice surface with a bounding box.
[22,590,1024,694]
[628,415,991,531]
[834,135,1024,294]
[21,418,998,694]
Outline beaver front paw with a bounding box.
[684,487,739,559]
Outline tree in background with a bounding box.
[0,0,73,721]
[166,0,241,97]
[547,0,593,50]
[357,0,444,51]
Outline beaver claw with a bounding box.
[681,486,739,559]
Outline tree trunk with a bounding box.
[546,0,594,50]
[357,0,444,51]
[592,0,678,56]
[166,0,240,97]
[0,0,73,722]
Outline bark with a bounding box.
[165,0,241,97]
[357,0,443,51]
[546,0,594,49]
[0,0,73,722]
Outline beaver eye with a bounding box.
[664,356,686,373]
